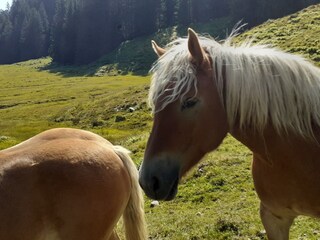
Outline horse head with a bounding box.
[139,29,229,200]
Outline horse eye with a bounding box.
[181,98,198,111]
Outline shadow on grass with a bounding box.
[39,48,154,77]
[39,57,152,77]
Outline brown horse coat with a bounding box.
[0,128,147,240]
[140,28,320,240]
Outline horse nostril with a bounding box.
[152,176,160,192]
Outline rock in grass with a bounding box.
[0,136,9,142]
[150,200,160,208]
[115,115,126,122]
[128,107,135,112]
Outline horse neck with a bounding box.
[229,123,320,164]
[230,124,280,160]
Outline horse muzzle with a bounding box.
[139,156,180,201]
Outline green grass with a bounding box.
[1,4,320,240]
[140,136,320,240]
[0,58,150,145]
[1,59,319,240]
[235,4,320,66]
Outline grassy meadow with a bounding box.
[1,4,320,240]
[0,58,150,147]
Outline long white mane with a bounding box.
[149,35,320,139]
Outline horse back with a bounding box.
[0,128,131,240]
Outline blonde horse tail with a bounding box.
[113,146,148,240]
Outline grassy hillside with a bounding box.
[95,4,320,76]
[236,4,320,66]
[46,4,320,77]
[0,4,320,240]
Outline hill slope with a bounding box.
[42,17,234,76]
[236,4,320,65]
[78,3,320,76]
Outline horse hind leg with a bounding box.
[260,203,295,240]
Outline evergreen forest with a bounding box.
[0,0,319,65]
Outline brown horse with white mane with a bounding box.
[0,128,147,240]
[139,28,320,239]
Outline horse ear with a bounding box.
[151,40,166,57]
[188,28,205,66]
